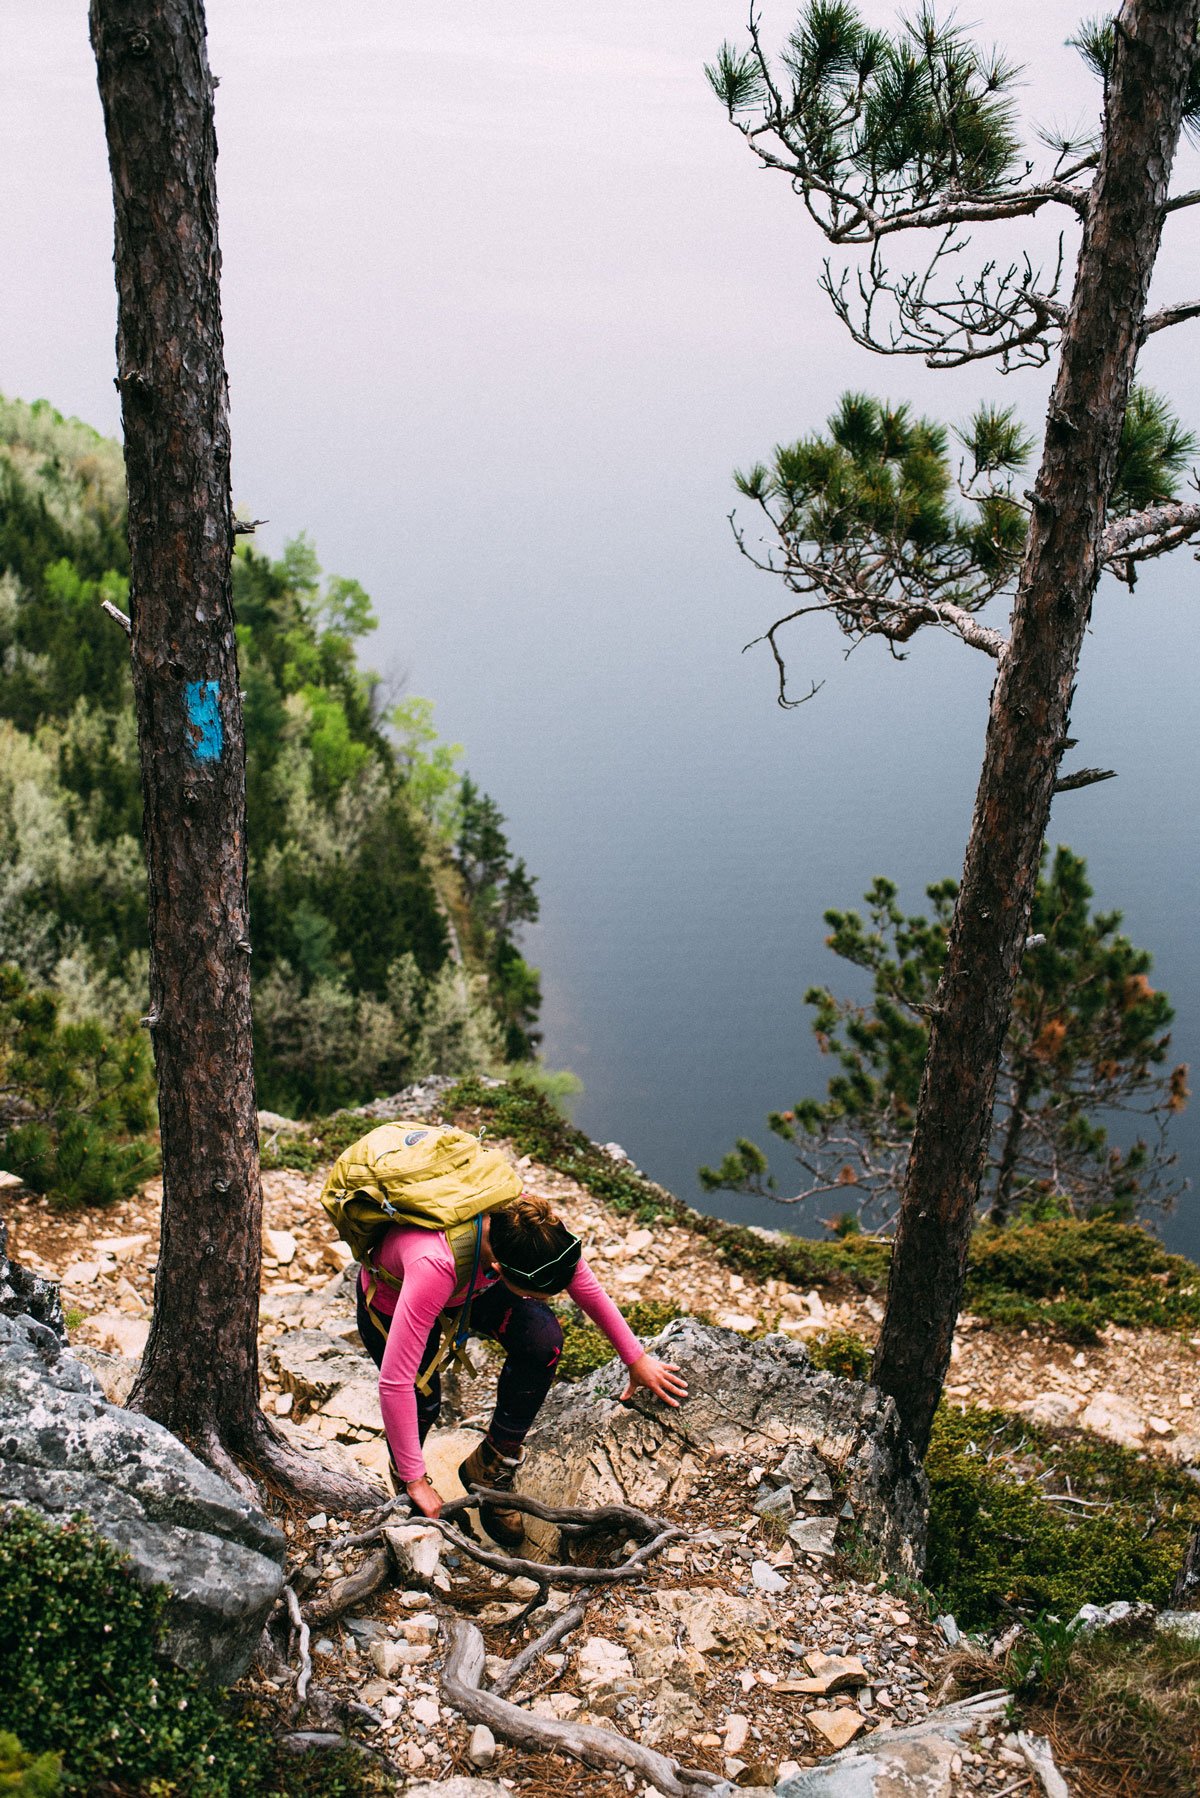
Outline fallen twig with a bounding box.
[440,1619,726,1798]
[491,1590,592,1698]
[283,1583,313,1705]
[304,1547,391,1626]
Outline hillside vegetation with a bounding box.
[0,395,539,1196]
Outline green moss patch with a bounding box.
[0,1508,387,1797]
[557,1300,686,1381]
[925,1406,1200,1630]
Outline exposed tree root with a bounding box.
[304,1547,393,1627]
[491,1591,592,1698]
[441,1618,727,1798]
[283,1583,313,1707]
[429,1488,683,1585]
[241,1411,386,1513]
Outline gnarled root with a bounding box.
[441,1619,727,1798]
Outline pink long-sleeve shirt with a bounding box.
[361,1223,643,1482]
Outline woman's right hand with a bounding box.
[405,1476,444,1519]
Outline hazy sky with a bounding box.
[4,2,1199,1242]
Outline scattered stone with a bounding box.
[723,1714,750,1755]
[81,1312,149,1359]
[1017,1392,1081,1430]
[806,1707,865,1750]
[787,1516,838,1558]
[384,1523,442,1580]
[94,1233,151,1263]
[751,1560,788,1594]
[269,1329,371,1413]
[468,1724,498,1768]
[752,1483,796,1523]
[264,1229,298,1266]
[369,1638,432,1675]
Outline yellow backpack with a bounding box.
[319,1121,523,1391]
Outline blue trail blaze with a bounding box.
[184,681,223,763]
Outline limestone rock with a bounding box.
[468,1725,498,1768]
[269,1329,371,1414]
[264,1229,298,1266]
[655,1586,778,1657]
[0,1272,284,1684]
[0,1217,64,1338]
[805,1709,864,1751]
[73,1346,139,1407]
[1016,1392,1081,1430]
[81,1312,149,1359]
[776,1691,1008,1796]
[522,1318,927,1576]
[1079,1390,1145,1448]
[384,1523,443,1580]
[403,1781,512,1798]
[787,1516,838,1559]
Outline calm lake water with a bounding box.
[4,2,1199,1256]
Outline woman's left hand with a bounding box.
[620,1353,688,1408]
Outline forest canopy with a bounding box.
[0,394,540,1189]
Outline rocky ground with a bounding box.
[4,1117,1196,1797]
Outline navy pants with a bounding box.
[357,1278,563,1458]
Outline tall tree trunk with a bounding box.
[90,0,373,1509]
[872,0,1199,1457]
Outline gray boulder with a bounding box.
[268,1326,372,1415]
[0,1231,285,1684]
[774,1692,1008,1797]
[524,1318,927,1576]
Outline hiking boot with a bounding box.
[458,1437,526,1549]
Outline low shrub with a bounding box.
[0,1731,61,1797]
[557,1299,686,1381]
[0,1508,387,1797]
[964,1217,1200,1337]
[0,966,158,1207]
[806,1328,873,1381]
[925,1406,1200,1630]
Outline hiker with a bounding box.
[321,1123,687,1548]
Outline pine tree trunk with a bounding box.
[872,0,1199,1458]
[90,0,373,1509]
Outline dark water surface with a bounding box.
[4,2,1198,1255]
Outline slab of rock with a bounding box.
[269,1328,372,1414]
[1017,1392,1082,1430]
[73,1346,139,1407]
[1079,1390,1145,1448]
[0,1235,284,1684]
[523,1319,926,1575]
[403,1782,512,1798]
[655,1586,778,1658]
[81,1312,150,1359]
[805,1709,865,1751]
[775,1691,1008,1796]
[788,1516,839,1559]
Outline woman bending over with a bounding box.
[357,1193,686,1547]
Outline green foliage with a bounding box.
[729,387,1193,688]
[702,847,1187,1226]
[708,4,1021,199]
[0,1508,389,1798]
[0,964,157,1206]
[964,1217,1200,1338]
[0,394,541,1122]
[1071,15,1200,144]
[805,1327,872,1380]
[557,1300,685,1381]
[0,1733,61,1798]
[925,1405,1200,1629]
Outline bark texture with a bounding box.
[90,0,369,1508]
[873,0,1200,1456]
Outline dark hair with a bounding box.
[490,1195,582,1294]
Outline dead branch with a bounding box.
[490,1590,592,1698]
[304,1547,391,1627]
[1100,496,1200,561]
[283,1583,313,1705]
[101,598,132,634]
[441,1619,725,1798]
[1053,766,1117,792]
[442,1489,669,1537]
[233,516,267,534]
